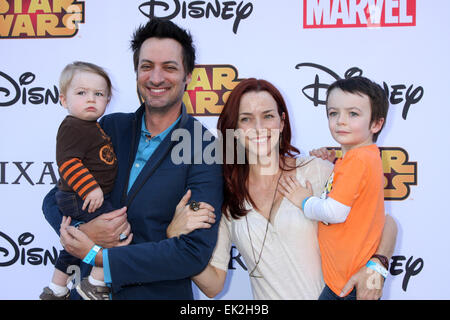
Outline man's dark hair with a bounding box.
[326,76,389,142]
[130,18,196,74]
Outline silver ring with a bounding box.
[119,233,127,241]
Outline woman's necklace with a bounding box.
[246,170,282,278]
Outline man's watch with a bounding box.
[371,254,389,270]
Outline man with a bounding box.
[42,18,223,300]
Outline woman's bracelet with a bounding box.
[82,245,102,266]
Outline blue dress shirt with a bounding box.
[103,113,181,286]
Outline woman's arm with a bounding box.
[166,190,230,298]
[165,190,226,298]
[340,214,398,299]
[192,265,227,298]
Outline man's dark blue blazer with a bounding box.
[43,103,224,299]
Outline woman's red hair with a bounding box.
[217,78,300,219]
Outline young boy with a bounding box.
[279,76,389,300]
[40,61,118,300]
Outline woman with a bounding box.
[167,78,397,300]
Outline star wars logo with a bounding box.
[0,0,85,38]
[328,147,417,200]
[185,64,242,116]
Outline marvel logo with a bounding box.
[303,0,416,28]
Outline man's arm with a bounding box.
[374,214,398,260]
[106,161,224,294]
[42,185,130,248]
[340,214,398,299]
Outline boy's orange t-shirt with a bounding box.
[318,144,385,296]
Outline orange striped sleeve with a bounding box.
[60,159,82,178]
[72,173,94,192]
[78,181,99,200]
[59,158,79,173]
[58,158,99,199]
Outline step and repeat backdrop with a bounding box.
[1,0,449,299]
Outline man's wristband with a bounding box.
[82,245,102,266]
[371,254,389,270]
[366,260,388,278]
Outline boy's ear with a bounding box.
[59,94,67,108]
[370,118,384,134]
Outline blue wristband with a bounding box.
[366,260,388,278]
[82,245,102,266]
[74,221,85,229]
[301,196,311,211]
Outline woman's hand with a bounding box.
[167,190,216,238]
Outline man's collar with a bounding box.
[136,102,189,137]
[141,112,180,141]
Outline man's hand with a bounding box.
[340,261,385,300]
[310,147,336,163]
[60,216,133,262]
[60,216,95,259]
[82,187,104,213]
[78,207,131,248]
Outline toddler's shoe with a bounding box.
[39,286,70,300]
[76,277,110,300]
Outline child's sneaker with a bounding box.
[76,277,110,300]
[39,286,70,300]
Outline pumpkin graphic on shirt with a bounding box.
[99,144,116,165]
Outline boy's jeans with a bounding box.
[318,284,357,300]
[54,190,114,274]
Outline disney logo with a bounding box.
[390,255,424,292]
[295,63,424,120]
[0,71,59,107]
[138,0,253,34]
[0,231,58,267]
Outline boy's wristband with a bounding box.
[366,260,388,278]
[82,245,102,266]
[301,196,311,211]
